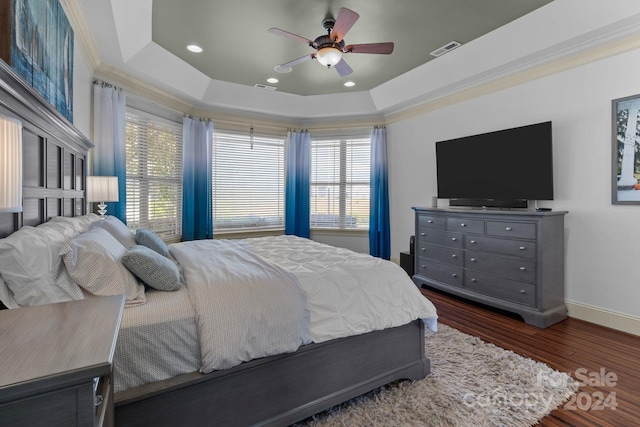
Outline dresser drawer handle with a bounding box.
[451,273,457,278]
[519,267,526,271]
[420,232,426,236]
[421,247,426,251]
[470,278,477,283]
[470,240,476,244]
[460,223,467,227]
[451,254,457,258]
[470,258,476,262]
[428,220,434,224]
[519,246,526,250]
[451,237,457,241]
[506,227,512,231]
[520,289,526,294]
[421,264,426,269]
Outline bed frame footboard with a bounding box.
[115,319,428,427]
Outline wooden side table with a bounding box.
[0,294,125,426]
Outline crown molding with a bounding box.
[94,63,195,114]
[60,0,101,70]
[383,18,640,124]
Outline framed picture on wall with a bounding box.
[612,93,640,204]
[1,0,74,122]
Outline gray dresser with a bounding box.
[412,207,568,328]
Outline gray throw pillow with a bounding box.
[135,228,169,257]
[122,245,180,291]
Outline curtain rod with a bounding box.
[93,79,122,91]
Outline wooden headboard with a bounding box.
[0,60,93,238]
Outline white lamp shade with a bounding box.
[0,115,23,213]
[86,176,119,202]
[316,47,342,67]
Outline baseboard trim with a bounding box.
[566,300,640,337]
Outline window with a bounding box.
[212,130,285,231]
[125,109,182,241]
[311,136,370,229]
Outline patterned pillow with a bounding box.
[122,245,181,292]
[92,216,136,248]
[135,228,169,257]
[64,227,146,307]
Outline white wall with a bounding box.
[387,48,640,334]
[71,38,94,139]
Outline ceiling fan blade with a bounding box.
[334,58,353,77]
[268,27,317,47]
[344,42,394,55]
[331,8,359,43]
[281,54,315,68]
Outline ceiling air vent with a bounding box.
[430,41,462,57]
[254,84,277,91]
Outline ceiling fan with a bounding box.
[268,7,394,77]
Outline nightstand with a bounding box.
[0,294,125,427]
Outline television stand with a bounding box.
[411,207,568,328]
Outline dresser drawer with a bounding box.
[417,228,463,249]
[464,271,537,307]
[486,220,536,239]
[418,215,446,229]
[465,235,536,259]
[417,244,464,267]
[416,259,463,287]
[465,251,536,282]
[446,217,484,234]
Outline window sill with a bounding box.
[201,227,368,240]
[212,228,285,240]
[311,228,369,237]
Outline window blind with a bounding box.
[125,109,182,242]
[212,130,285,230]
[311,136,370,229]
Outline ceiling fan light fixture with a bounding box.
[316,47,342,67]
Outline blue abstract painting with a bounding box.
[10,0,73,122]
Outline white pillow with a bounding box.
[0,227,75,306]
[40,214,101,240]
[64,227,146,307]
[92,216,136,248]
[0,275,19,309]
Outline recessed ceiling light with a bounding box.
[274,65,292,73]
[267,77,279,84]
[187,44,203,53]
[344,81,356,87]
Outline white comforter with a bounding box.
[170,239,311,373]
[246,235,438,342]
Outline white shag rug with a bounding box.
[294,324,578,427]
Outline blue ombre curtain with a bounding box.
[182,116,213,240]
[92,81,127,222]
[369,126,390,259]
[285,130,311,238]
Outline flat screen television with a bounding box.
[435,121,553,209]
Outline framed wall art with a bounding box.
[612,93,640,204]
[0,0,74,122]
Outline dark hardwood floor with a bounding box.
[419,286,640,427]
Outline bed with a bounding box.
[0,59,438,426]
